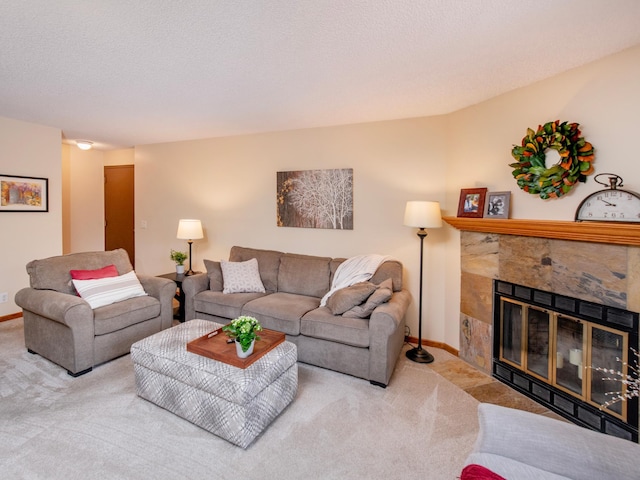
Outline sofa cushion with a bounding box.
[220,258,266,294]
[301,307,370,348]
[343,278,393,318]
[26,249,134,295]
[278,253,331,298]
[229,246,283,293]
[194,290,267,320]
[94,295,161,335]
[326,282,377,315]
[72,271,147,309]
[203,259,223,291]
[70,264,118,280]
[242,292,320,335]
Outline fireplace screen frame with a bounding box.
[493,280,638,441]
[499,297,629,421]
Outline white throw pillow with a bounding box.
[220,258,266,294]
[72,270,147,309]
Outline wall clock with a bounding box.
[575,173,640,223]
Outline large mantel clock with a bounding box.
[575,173,640,223]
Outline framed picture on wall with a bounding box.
[457,188,487,218]
[0,174,49,212]
[483,191,511,219]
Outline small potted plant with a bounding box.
[170,249,188,274]
[222,315,263,358]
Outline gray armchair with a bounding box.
[15,249,176,376]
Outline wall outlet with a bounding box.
[0,292,8,303]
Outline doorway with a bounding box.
[104,165,135,266]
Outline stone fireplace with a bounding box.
[444,217,640,439]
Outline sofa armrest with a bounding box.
[137,274,176,329]
[369,289,411,335]
[473,403,640,480]
[15,287,93,327]
[368,289,411,386]
[182,273,209,321]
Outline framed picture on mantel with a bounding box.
[484,191,511,219]
[457,188,487,218]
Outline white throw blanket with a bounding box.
[320,254,392,307]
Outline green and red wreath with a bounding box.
[510,120,595,199]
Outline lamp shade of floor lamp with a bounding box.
[403,201,442,363]
[176,219,204,276]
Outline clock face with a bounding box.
[576,189,640,222]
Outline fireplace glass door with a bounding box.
[526,307,550,380]
[500,299,523,367]
[554,315,585,397]
[589,325,627,417]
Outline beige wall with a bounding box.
[104,148,134,166]
[135,117,449,341]
[443,44,640,348]
[66,147,105,253]
[62,147,134,254]
[0,116,62,316]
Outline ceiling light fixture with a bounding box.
[76,140,93,150]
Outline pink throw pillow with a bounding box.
[460,464,506,480]
[70,264,119,280]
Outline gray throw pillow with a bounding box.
[204,259,224,291]
[326,282,377,315]
[343,278,393,318]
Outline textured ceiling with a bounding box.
[1,1,640,150]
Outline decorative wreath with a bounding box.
[510,120,595,199]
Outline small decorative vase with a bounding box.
[235,339,255,358]
[176,264,185,274]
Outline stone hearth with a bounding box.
[457,230,640,373]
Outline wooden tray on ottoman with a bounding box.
[186,327,285,369]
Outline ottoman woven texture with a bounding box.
[131,319,298,448]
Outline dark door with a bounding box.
[104,165,135,266]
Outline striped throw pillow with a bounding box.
[72,270,147,309]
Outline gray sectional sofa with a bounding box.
[182,246,411,387]
[464,403,640,480]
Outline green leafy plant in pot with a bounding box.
[223,316,262,355]
[170,249,188,274]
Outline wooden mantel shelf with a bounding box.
[442,216,640,247]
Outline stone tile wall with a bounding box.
[458,231,640,373]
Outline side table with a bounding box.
[157,272,186,322]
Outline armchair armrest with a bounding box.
[137,274,175,301]
[15,288,92,327]
[137,274,176,330]
[182,273,209,321]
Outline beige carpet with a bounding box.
[0,318,479,479]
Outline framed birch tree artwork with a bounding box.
[277,168,353,229]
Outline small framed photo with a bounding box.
[483,191,511,219]
[457,188,487,218]
[0,174,49,212]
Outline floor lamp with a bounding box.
[176,219,204,276]
[403,201,442,363]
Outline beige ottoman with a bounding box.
[131,319,298,448]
